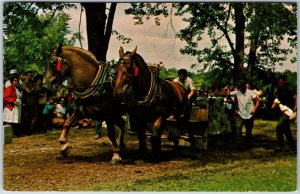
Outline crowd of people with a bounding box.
[4,69,47,136]
[3,68,103,138]
[3,67,297,153]
[173,69,296,152]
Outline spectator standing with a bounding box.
[30,74,47,133]
[271,74,296,152]
[20,71,34,135]
[228,82,260,149]
[5,69,22,88]
[3,75,23,136]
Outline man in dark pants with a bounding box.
[272,74,296,152]
[228,82,260,149]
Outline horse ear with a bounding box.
[56,43,63,56]
[119,47,124,57]
[128,46,137,58]
[132,46,137,55]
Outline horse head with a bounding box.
[114,46,137,96]
[46,43,71,86]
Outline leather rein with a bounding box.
[118,56,160,105]
[52,57,113,99]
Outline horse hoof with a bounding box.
[110,153,122,164]
[59,138,67,145]
[60,144,70,157]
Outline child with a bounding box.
[42,96,55,131]
[52,97,67,128]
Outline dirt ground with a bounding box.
[3,123,297,191]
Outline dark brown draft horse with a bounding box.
[113,47,194,160]
[45,44,125,164]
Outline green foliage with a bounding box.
[124,3,297,83]
[3,2,78,74]
[125,3,169,25]
[95,160,296,191]
[246,3,297,71]
[159,66,296,92]
[88,122,297,191]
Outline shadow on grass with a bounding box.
[54,121,297,166]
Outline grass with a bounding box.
[42,120,297,191]
[88,120,297,192]
[90,155,296,192]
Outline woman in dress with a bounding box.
[3,75,23,136]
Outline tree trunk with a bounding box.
[233,3,245,85]
[103,3,117,57]
[82,3,107,61]
[247,35,259,84]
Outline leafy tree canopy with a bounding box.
[3,2,78,74]
[125,3,297,84]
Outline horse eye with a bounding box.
[123,58,131,64]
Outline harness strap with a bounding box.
[136,66,160,105]
[73,64,110,99]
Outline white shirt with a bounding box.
[230,89,257,119]
[54,104,66,118]
[173,77,196,91]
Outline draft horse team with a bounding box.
[45,44,194,163]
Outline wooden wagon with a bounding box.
[164,97,234,150]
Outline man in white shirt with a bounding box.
[173,69,197,101]
[229,82,260,149]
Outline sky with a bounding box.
[65,3,298,73]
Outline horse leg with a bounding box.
[115,116,126,152]
[106,121,122,164]
[137,127,148,159]
[149,116,163,161]
[130,116,148,158]
[59,113,75,157]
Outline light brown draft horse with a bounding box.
[45,44,126,164]
[114,47,194,161]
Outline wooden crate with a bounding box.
[4,125,12,144]
[165,113,208,150]
[190,108,208,122]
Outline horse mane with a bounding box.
[63,46,99,67]
[129,52,149,73]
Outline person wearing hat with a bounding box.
[3,75,23,136]
[5,69,22,88]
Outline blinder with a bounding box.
[48,56,65,85]
[49,57,63,72]
[119,56,139,78]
